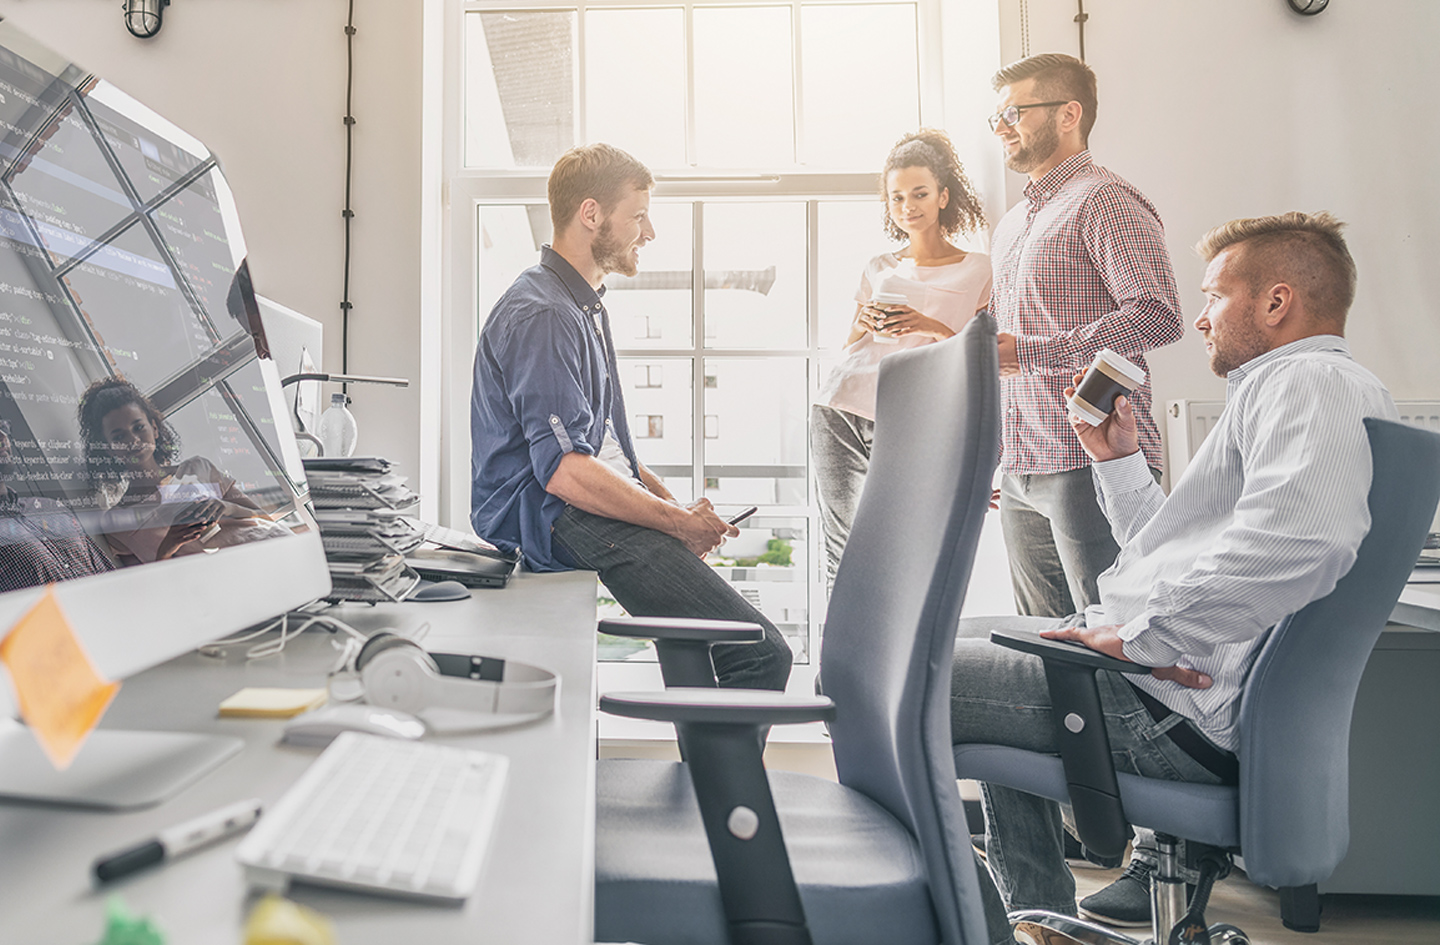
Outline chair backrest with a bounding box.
[1237,418,1440,888]
[821,313,1000,945]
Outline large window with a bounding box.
[446,0,965,677]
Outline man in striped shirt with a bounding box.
[988,53,1184,623]
[955,212,1397,944]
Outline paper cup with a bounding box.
[1068,348,1146,425]
[868,290,907,344]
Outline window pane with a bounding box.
[703,357,806,506]
[606,201,693,349]
[586,8,686,168]
[714,513,810,661]
[693,6,794,167]
[703,203,806,350]
[816,199,886,351]
[476,204,549,331]
[619,356,693,502]
[465,11,577,168]
[801,4,919,168]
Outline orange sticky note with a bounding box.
[0,587,120,770]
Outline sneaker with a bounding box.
[1078,859,1154,928]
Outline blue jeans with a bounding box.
[999,469,1123,619]
[551,506,793,691]
[950,615,1225,945]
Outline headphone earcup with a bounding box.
[358,635,437,713]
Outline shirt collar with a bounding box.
[1226,334,1351,391]
[1024,150,1094,208]
[540,244,608,314]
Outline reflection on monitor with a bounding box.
[0,22,330,807]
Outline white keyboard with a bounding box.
[237,732,509,901]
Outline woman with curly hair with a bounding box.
[812,129,992,593]
[77,376,283,563]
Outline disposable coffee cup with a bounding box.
[868,290,907,344]
[1068,348,1146,426]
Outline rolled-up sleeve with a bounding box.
[492,309,599,488]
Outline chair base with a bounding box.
[1011,911,1252,945]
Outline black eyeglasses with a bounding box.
[988,101,1069,131]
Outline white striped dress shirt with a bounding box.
[1083,335,1398,750]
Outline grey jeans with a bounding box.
[810,404,874,596]
[999,468,1123,619]
[950,615,1226,945]
[551,505,793,691]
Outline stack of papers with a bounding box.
[303,457,422,602]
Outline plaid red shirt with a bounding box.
[991,151,1183,474]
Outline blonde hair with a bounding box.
[1196,211,1356,326]
[548,144,653,235]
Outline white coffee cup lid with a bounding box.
[871,290,907,305]
[1094,348,1146,386]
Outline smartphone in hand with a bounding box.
[727,506,758,526]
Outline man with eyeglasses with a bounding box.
[981,52,1185,929]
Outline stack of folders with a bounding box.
[303,457,423,602]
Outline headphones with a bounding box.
[330,631,557,728]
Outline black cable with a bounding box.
[340,0,357,396]
[1075,0,1089,62]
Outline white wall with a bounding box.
[996,0,1440,444]
[0,0,424,480]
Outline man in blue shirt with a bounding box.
[470,143,792,691]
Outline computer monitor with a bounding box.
[255,293,325,445]
[0,21,330,807]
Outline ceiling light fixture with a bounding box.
[1286,0,1329,15]
[123,0,171,39]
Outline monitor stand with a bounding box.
[0,720,243,810]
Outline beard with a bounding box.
[1207,313,1270,377]
[592,219,638,278]
[1004,114,1061,175]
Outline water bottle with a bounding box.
[317,392,358,457]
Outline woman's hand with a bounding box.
[156,521,211,559]
[865,303,951,340]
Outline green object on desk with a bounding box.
[96,896,165,945]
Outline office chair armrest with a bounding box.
[599,616,765,643]
[990,628,1140,860]
[599,617,764,688]
[602,687,833,941]
[600,688,835,726]
[991,628,1148,675]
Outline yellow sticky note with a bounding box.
[218,688,328,718]
[0,587,119,770]
[243,893,334,945]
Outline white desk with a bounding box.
[0,570,598,944]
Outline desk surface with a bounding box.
[0,570,598,945]
[1392,579,1440,633]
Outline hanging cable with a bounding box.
[340,0,358,396]
[1019,0,1031,58]
[1075,0,1089,62]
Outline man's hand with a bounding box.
[1065,372,1140,464]
[996,332,1020,377]
[1040,623,1213,689]
[669,497,738,557]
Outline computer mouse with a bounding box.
[282,703,426,748]
[407,578,472,602]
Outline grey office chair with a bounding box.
[953,417,1440,945]
[594,312,1001,945]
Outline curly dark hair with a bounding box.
[881,129,986,243]
[77,376,180,485]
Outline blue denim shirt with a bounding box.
[470,246,641,571]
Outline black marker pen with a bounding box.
[93,798,263,884]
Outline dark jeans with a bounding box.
[951,616,1225,945]
[551,505,793,691]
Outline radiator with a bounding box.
[1165,399,1440,480]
